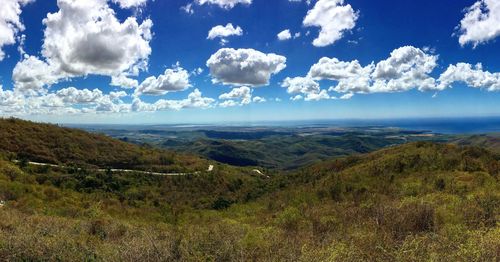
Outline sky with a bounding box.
[0,0,500,124]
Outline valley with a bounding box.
[0,118,498,261]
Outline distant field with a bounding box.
[82,125,455,169]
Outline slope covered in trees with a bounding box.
[0,136,498,260]
[0,118,208,172]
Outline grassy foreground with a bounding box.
[0,141,498,261]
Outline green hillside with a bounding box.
[162,133,408,169]
[0,118,208,173]
[453,134,500,154]
[0,131,498,261]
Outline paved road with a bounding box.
[13,160,203,176]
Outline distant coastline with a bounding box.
[64,116,500,135]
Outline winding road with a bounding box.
[12,160,204,176]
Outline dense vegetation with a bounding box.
[95,125,452,170]
[0,122,498,262]
[162,134,413,169]
[0,118,208,172]
[453,134,500,154]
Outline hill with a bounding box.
[0,118,208,172]
[161,133,410,169]
[453,134,500,154]
[0,138,498,261]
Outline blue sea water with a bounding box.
[284,117,500,134]
[69,116,500,135]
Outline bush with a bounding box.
[276,207,302,233]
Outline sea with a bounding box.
[270,117,500,134]
[68,116,500,135]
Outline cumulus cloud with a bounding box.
[135,65,192,96]
[207,48,286,87]
[457,0,500,47]
[195,0,252,9]
[207,23,243,40]
[219,86,252,106]
[338,93,354,99]
[111,0,147,8]
[304,89,330,101]
[13,0,153,93]
[438,62,500,91]
[277,29,292,41]
[0,86,217,115]
[56,87,105,104]
[281,76,330,101]
[303,0,358,47]
[370,46,438,92]
[309,57,373,93]
[309,46,440,94]
[252,96,266,103]
[132,89,215,111]
[111,74,139,89]
[12,55,59,94]
[0,85,132,115]
[0,86,24,111]
[282,76,320,94]
[219,100,239,107]
[0,0,33,61]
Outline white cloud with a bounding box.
[309,46,440,94]
[13,0,153,93]
[370,46,438,92]
[0,86,216,115]
[207,48,286,87]
[0,0,33,61]
[282,76,320,94]
[56,87,104,104]
[109,90,128,100]
[457,0,500,47]
[303,0,358,47]
[111,0,147,8]
[133,89,215,111]
[219,86,252,105]
[135,66,192,96]
[438,62,500,91]
[195,0,252,9]
[42,0,153,76]
[191,67,204,76]
[181,3,194,14]
[309,57,373,93]
[0,86,24,111]
[207,23,243,40]
[277,29,292,41]
[252,96,266,103]
[12,55,59,94]
[304,89,330,101]
[0,85,133,115]
[281,76,330,101]
[339,93,353,99]
[219,100,238,107]
[111,74,139,89]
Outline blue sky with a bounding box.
[0,0,500,124]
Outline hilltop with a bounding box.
[0,118,208,173]
[453,134,500,154]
